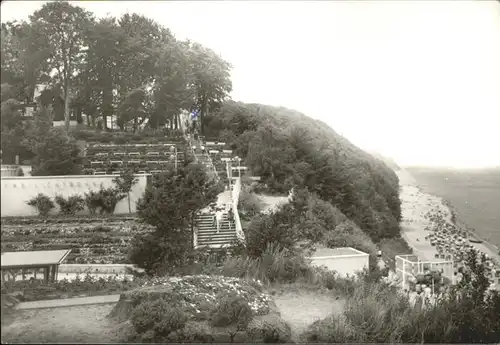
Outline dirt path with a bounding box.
[16,294,121,310]
[1,304,119,343]
[274,289,344,341]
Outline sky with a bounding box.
[2,0,500,169]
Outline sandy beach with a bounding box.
[397,170,500,269]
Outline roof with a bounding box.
[311,247,367,258]
[1,250,71,268]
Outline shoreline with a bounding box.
[440,198,499,254]
[396,170,500,269]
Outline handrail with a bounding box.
[193,224,198,249]
[232,177,245,245]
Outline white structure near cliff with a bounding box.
[308,247,369,278]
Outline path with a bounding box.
[274,289,344,341]
[2,304,119,343]
[15,294,120,310]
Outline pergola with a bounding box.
[1,249,71,283]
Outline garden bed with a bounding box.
[109,275,292,343]
[2,274,142,302]
[1,218,154,264]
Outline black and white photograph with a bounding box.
[1,0,499,343]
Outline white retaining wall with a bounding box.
[0,174,148,217]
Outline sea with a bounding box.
[405,167,500,248]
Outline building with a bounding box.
[308,247,370,278]
[1,249,72,283]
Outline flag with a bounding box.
[191,109,200,120]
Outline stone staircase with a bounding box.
[195,213,237,248]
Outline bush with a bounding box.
[84,190,101,215]
[244,207,299,258]
[84,187,126,215]
[210,293,254,330]
[26,193,55,217]
[302,249,500,343]
[238,189,264,219]
[54,194,85,215]
[15,167,24,176]
[130,298,189,342]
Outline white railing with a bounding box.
[232,177,245,244]
[193,223,198,249]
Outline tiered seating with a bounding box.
[83,141,187,175]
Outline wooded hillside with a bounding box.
[205,101,402,241]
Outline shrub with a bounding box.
[84,190,101,215]
[302,249,500,343]
[15,167,24,176]
[54,194,85,215]
[130,298,188,342]
[238,189,264,219]
[210,292,254,330]
[84,187,126,215]
[244,207,299,258]
[26,193,54,217]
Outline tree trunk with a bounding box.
[64,87,70,131]
[127,192,131,214]
[102,86,113,131]
[200,96,208,135]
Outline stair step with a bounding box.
[198,227,234,231]
[198,230,235,235]
[197,240,236,246]
[198,229,234,232]
[197,243,235,247]
[198,236,237,242]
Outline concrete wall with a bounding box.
[310,254,369,278]
[1,174,148,217]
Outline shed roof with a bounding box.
[1,250,71,268]
[311,247,367,258]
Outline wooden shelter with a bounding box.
[1,249,71,283]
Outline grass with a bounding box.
[407,167,500,247]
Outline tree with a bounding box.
[112,169,139,213]
[25,107,82,175]
[116,88,153,132]
[149,39,193,130]
[30,1,94,131]
[0,97,26,164]
[131,163,221,273]
[189,42,233,134]
[1,21,50,103]
[79,16,125,129]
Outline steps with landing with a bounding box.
[195,213,237,248]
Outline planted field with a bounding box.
[1,217,154,264]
